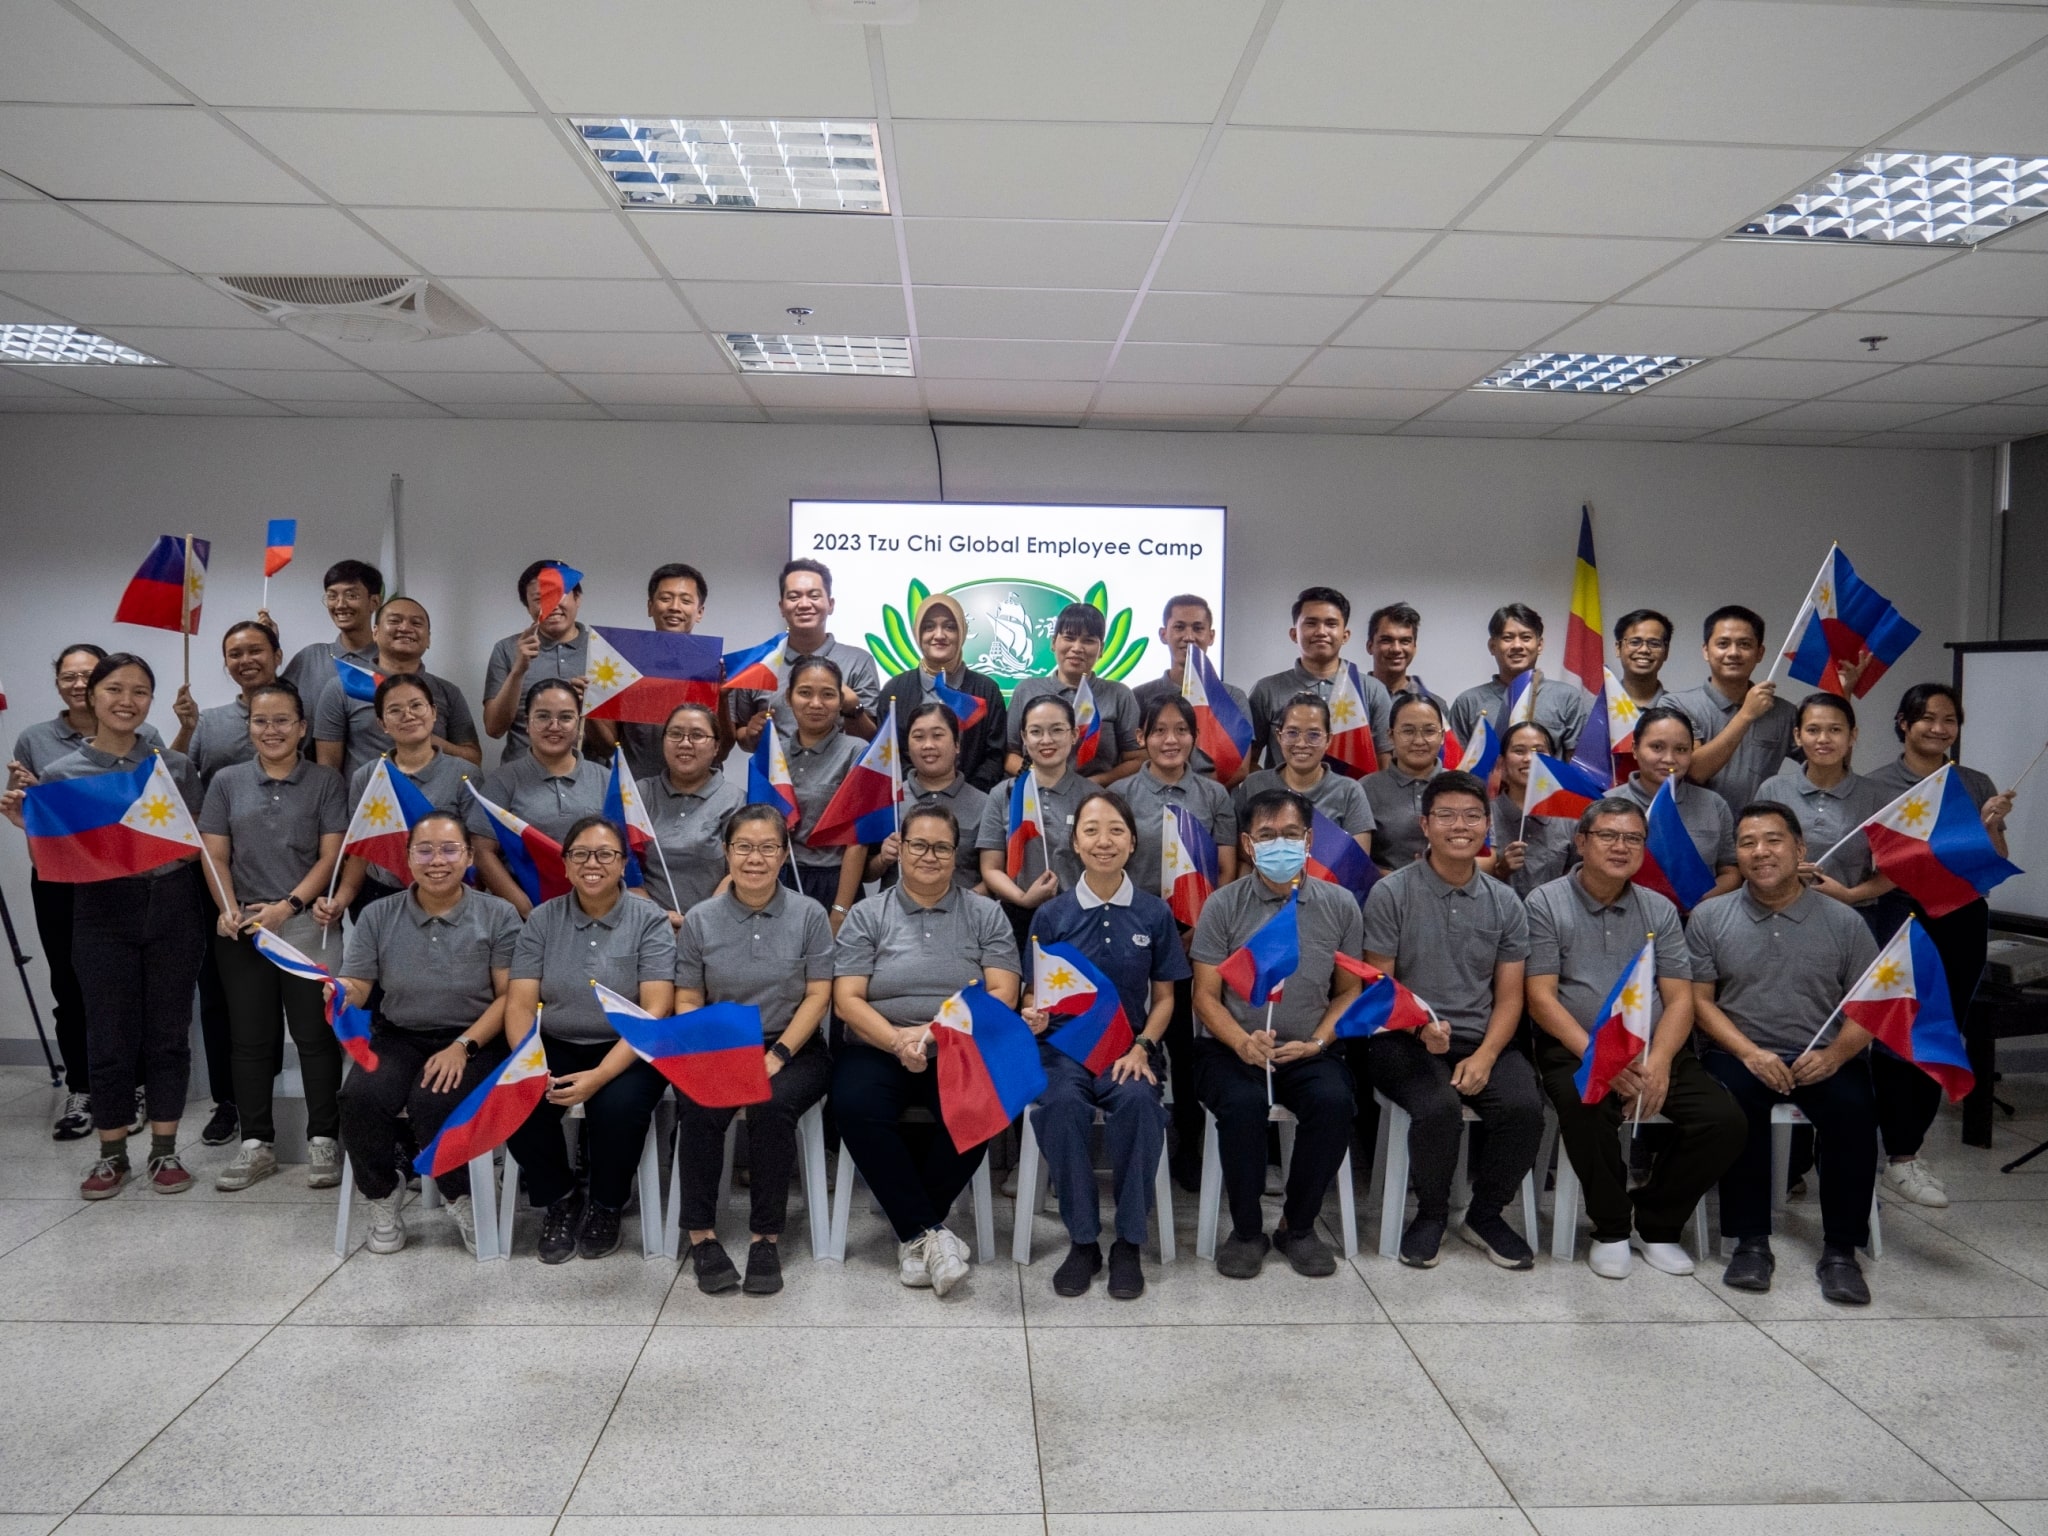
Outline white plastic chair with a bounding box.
[497,1103,667,1261]
[1759,1101,1882,1259]
[1547,1114,1712,1264]
[661,1101,831,1261]
[1010,1102,1176,1265]
[1371,1091,1540,1260]
[824,1105,996,1263]
[1195,1104,1358,1260]
[334,1149,500,1262]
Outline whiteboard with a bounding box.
[1957,646,2048,924]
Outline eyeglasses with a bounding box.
[665,730,716,746]
[56,671,95,688]
[904,839,956,860]
[1620,638,1669,653]
[1584,829,1647,849]
[728,842,784,859]
[564,848,623,867]
[1247,829,1307,844]
[1023,725,1072,742]
[1278,728,1328,746]
[529,712,580,728]
[1392,725,1441,742]
[1427,809,1489,827]
[248,715,299,730]
[410,843,467,863]
[383,702,432,720]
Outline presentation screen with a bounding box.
[1956,645,2048,925]
[789,500,1227,700]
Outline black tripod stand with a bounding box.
[2003,1129,2048,1174]
[0,885,60,1087]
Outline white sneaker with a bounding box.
[215,1139,278,1191]
[306,1136,343,1189]
[446,1194,478,1255]
[1634,1239,1695,1275]
[1883,1158,1949,1208]
[364,1192,406,1254]
[1588,1239,1632,1279]
[898,1234,932,1288]
[926,1226,970,1297]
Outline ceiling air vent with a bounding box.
[208,275,486,344]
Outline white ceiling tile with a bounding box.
[881,0,1261,122]
[2007,384,2048,408]
[932,408,1088,427]
[352,210,659,280]
[1234,0,1672,134]
[1697,428,1859,446]
[438,279,694,333]
[227,111,607,210]
[1902,403,2048,436]
[0,205,170,274]
[32,365,243,400]
[1580,394,1794,429]
[915,287,1132,341]
[922,379,1097,414]
[510,331,726,374]
[603,403,765,422]
[1854,40,2048,157]
[81,203,411,274]
[0,1,185,104]
[1241,416,1403,435]
[1842,252,2048,317]
[265,400,449,418]
[1152,225,1432,296]
[1983,215,2048,255]
[447,402,609,420]
[324,332,540,371]
[641,212,902,285]
[469,0,875,116]
[1126,291,1360,345]
[892,122,1205,221]
[1109,343,1313,385]
[125,396,291,415]
[904,220,1162,290]
[1934,322,2048,367]
[1830,363,2048,404]
[1189,129,1526,229]
[681,281,908,335]
[0,367,88,398]
[766,407,928,425]
[78,0,529,110]
[1292,348,1505,389]
[0,173,39,199]
[198,368,421,402]
[1092,382,1269,415]
[1388,234,1692,302]
[1624,242,1947,310]
[1549,424,1707,442]
[1397,419,1559,438]
[0,105,317,203]
[560,372,756,407]
[1416,389,1611,422]
[1084,413,1244,432]
[0,393,131,412]
[1538,305,1799,356]
[1738,311,2026,364]
[97,327,351,368]
[1746,400,1955,433]
[385,372,582,404]
[1854,431,2005,450]
[1650,357,1898,398]
[1335,297,1589,350]
[917,338,1112,380]
[743,375,924,409]
[1261,386,1452,418]
[0,273,271,326]
[1464,142,1844,239]
[1565,1,2048,145]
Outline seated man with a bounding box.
[1688,801,1881,1306]
[1190,789,1363,1281]
[1525,797,1747,1279]
[1362,769,1542,1271]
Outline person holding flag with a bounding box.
[619,563,717,779]
[778,657,872,928]
[731,559,881,750]
[1232,694,1375,857]
[1757,694,1894,918]
[671,804,836,1297]
[868,701,987,893]
[465,679,609,919]
[333,811,522,1255]
[979,694,1096,952]
[313,596,481,777]
[1190,788,1365,1280]
[833,804,1022,1296]
[1363,692,1447,874]
[1005,602,1143,786]
[501,815,677,1264]
[1525,797,1747,1279]
[1447,604,1594,758]
[636,701,744,926]
[1482,722,1576,899]
[277,558,385,707]
[171,619,287,788]
[1021,791,1189,1299]
[482,559,600,767]
[1675,605,1797,816]
[875,591,1008,792]
[1612,707,1740,907]
[1131,594,1253,781]
[1688,801,1882,1305]
[1247,587,1392,773]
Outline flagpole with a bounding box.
[1263,999,1275,1108]
[1797,919,1905,1057]
[181,533,195,689]
[2006,739,2048,798]
[1811,764,1943,868]
[1764,544,1833,689]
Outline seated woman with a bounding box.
[1483,721,1576,898]
[637,701,745,928]
[1022,791,1187,1300]
[833,804,1022,1297]
[334,812,521,1254]
[1362,691,1443,873]
[672,804,835,1296]
[868,701,986,892]
[468,679,609,918]
[502,816,676,1263]
[1614,706,1740,909]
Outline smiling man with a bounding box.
[278,559,383,708]
[1446,603,1593,757]
[1131,594,1251,782]
[313,597,480,778]
[733,559,880,748]
[620,562,717,780]
[483,559,599,767]
[1247,587,1392,773]
[1676,605,1798,816]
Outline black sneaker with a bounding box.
[1274,1223,1338,1277]
[1216,1230,1269,1279]
[1053,1241,1102,1297]
[129,1087,147,1136]
[577,1202,623,1261]
[1400,1214,1447,1268]
[200,1102,238,1146]
[537,1192,584,1264]
[1816,1244,1870,1307]
[1458,1208,1534,1270]
[52,1092,92,1141]
[742,1239,783,1297]
[1721,1238,1775,1293]
[1107,1238,1145,1300]
[691,1236,740,1294]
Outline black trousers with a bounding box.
[72,866,208,1132]
[336,1024,509,1200]
[503,1035,668,1211]
[195,938,236,1110]
[1533,1036,1747,1244]
[833,1038,987,1242]
[793,862,843,911]
[1193,1038,1356,1241]
[673,1038,831,1236]
[29,872,90,1092]
[1163,972,1203,1169]
[1704,1047,1877,1250]
[1365,1030,1544,1222]
[214,930,341,1144]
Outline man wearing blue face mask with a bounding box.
[1189,789,1365,1281]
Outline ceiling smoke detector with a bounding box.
[207,275,486,344]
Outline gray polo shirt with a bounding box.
[1686,886,1878,1056]
[1007,673,1141,768]
[834,884,1020,1028]
[464,753,609,846]
[11,715,162,779]
[1672,680,1796,815]
[1362,858,1531,1049]
[1248,661,1392,771]
[188,699,255,788]
[675,885,835,1038]
[638,770,746,911]
[314,665,479,780]
[1448,672,1594,757]
[1122,764,1237,899]
[1132,669,1253,778]
[786,724,863,870]
[732,635,881,737]
[1491,795,1575,899]
[281,640,377,708]
[349,750,472,890]
[1616,771,1736,872]
[341,886,521,1032]
[1755,766,1889,889]
[1191,873,1364,1043]
[39,742,200,880]
[512,891,677,1044]
[483,624,592,767]
[1525,874,1687,1035]
[901,773,989,888]
[976,767,1093,892]
[1363,766,1437,871]
[1233,766,1374,839]
[1864,754,1999,811]
[198,758,348,903]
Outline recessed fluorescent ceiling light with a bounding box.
[0,324,164,366]
[571,117,887,212]
[1475,353,1699,394]
[722,333,913,375]
[1736,152,2048,246]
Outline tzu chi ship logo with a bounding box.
[866,577,1148,701]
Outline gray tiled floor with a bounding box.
[3,1062,2046,1530]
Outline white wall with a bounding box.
[0,414,1992,1052]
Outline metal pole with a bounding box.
[386,473,406,595]
[0,886,60,1085]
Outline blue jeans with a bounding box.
[1031,1047,1167,1246]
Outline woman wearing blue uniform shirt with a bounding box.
[784,656,868,929]
[637,701,744,927]
[469,678,609,918]
[1023,790,1187,1300]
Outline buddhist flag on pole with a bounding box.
[1860,763,2021,918]
[340,757,437,884]
[1324,663,1379,777]
[1840,917,1975,1103]
[1564,505,1603,694]
[115,535,209,634]
[263,519,297,578]
[1784,543,1920,699]
[1574,939,1656,1104]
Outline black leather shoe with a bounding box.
[1816,1244,1870,1306]
[1400,1214,1447,1269]
[742,1238,782,1296]
[691,1236,740,1293]
[200,1102,238,1146]
[1106,1238,1145,1300]
[1053,1241,1102,1297]
[537,1192,584,1265]
[1721,1238,1775,1293]
[1274,1223,1337,1277]
[577,1202,622,1261]
[1216,1230,1269,1279]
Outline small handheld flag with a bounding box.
[1633,775,1717,912]
[1602,669,1642,762]
[1005,769,1044,881]
[1524,751,1609,822]
[603,747,658,888]
[1499,670,1537,733]
[931,671,988,732]
[532,561,582,623]
[1857,763,2022,918]
[1446,716,1500,781]
[1161,805,1219,926]
[464,782,569,906]
[21,754,201,883]
[1306,805,1377,907]
[1217,888,1299,1008]
[583,626,721,724]
[1182,645,1252,782]
[930,982,1047,1150]
[1331,952,1435,1038]
[721,635,792,694]
[1839,917,1974,1102]
[413,1027,549,1178]
[263,519,297,579]
[747,726,800,827]
[1032,938,1136,1074]
[251,928,378,1070]
[808,701,902,847]
[339,757,438,885]
[335,654,384,704]
[1072,676,1102,771]
[1573,939,1656,1103]
[1569,672,1615,789]
[1782,543,1920,699]
[1324,663,1379,778]
[1563,505,1603,695]
[115,535,209,635]
[593,981,771,1108]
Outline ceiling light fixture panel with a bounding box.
[571,117,888,212]
[1736,152,2048,246]
[1475,352,1699,394]
[722,333,912,375]
[0,324,165,366]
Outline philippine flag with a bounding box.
[583,626,721,724]
[1182,645,1252,783]
[1331,952,1435,1038]
[1499,670,1538,734]
[1633,775,1717,912]
[1005,769,1044,881]
[1072,677,1102,770]
[413,1026,549,1178]
[1569,672,1616,789]
[931,672,988,732]
[1784,543,1921,700]
[263,518,297,578]
[1524,751,1610,821]
[809,702,903,847]
[1306,805,1377,907]
[1218,889,1299,1008]
[721,635,792,695]
[747,726,800,827]
[114,535,209,635]
[22,754,201,882]
[465,783,570,905]
[1324,664,1379,778]
[1032,939,1136,1073]
[1161,805,1218,926]
[1860,763,2022,918]
[335,654,384,704]
[1840,917,1975,1102]
[1444,716,1500,780]
[1573,939,1656,1104]
[251,928,377,1070]
[532,561,582,623]
[340,758,438,884]
[930,982,1048,1151]
[593,981,771,1108]
[603,747,658,888]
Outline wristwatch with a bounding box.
[286,895,307,915]
[1133,1035,1164,1061]
[460,1037,481,1059]
[769,1040,793,1064]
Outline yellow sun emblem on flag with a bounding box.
[1332,697,1361,727]
[1817,583,1832,609]
[141,793,175,828]
[1620,982,1643,1011]
[591,658,623,688]
[1871,958,1903,991]
[1614,697,1640,723]
[1897,796,1930,829]
[362,795,393,827]
[1045,966,1077,991]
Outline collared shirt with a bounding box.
[198,758,348,902]
[1447,672,1594,757]
[281,640,378,708]
[1362,858,1531,1049]
[1672,680,1797,815]
[1525,873,1687,1034]
[977,767,1093,893]
[637,770,746,911]
[732,635,881,737]
[834,883,1020,1028]
[342,886,521,1032]
[1362,766,1437,871]
[899,773,989,889]
[1248,661,1393,771]
[483,625,592,767]
[1863,753,1999,812]
[11,714,162,779]
[1030,878,1189,1026]
[1007,673,1142,768]
[1490,794,1575,899]
[314,664,479,780]
[1191,874,1363,1043]
[1232,766,1374,838]
[1616,772,1736,872]
[1132,669,1253,778]
[1686,885,1878,1056]
[1755,766,1889,889]
[675,885,835,1038]
[1120,764,1237,899]
[878,664,1009,792]
[464,752,609,846]
[512,891,676,1043]
[350,749,473,889]
[38,741,199,881]
[786,724,862,870]
[188,699,255,788]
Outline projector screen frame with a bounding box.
[1952,638,2048,938]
